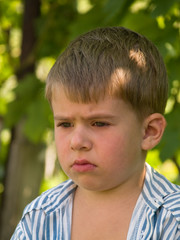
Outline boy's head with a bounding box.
[46,26,168,120]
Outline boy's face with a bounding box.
[52,87,146,192]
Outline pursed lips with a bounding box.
[72,159,97,172]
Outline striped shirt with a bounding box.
[11,163,180,239]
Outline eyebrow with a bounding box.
[53,114,116,121]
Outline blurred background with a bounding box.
[0,0,180,239]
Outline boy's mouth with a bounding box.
[72,159,97,172]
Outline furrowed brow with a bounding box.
[54,113,116,121]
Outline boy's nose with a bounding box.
[70,127,92,151]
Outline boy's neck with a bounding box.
[71,165,146,240]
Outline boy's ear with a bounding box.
[141,113,166,150]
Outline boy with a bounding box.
[11,26,180,239]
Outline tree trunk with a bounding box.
[0,0,43,239]
[0,122,45,240]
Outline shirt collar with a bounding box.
[141,163,174,211]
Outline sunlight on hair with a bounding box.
[109,68,131,97]
[129,49,147,69]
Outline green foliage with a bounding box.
[151,0,178,17]
[146,150,179,183]
[69,0,134,38]
[24,95,53,143]
[4,74,53,143]
[0,0,22,84]
[0,0,180,188]
[40,169,68,194]
[159,104,180,161]
[36,0,78,57]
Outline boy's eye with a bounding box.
[92,122,109,127]
[57,122,72,128]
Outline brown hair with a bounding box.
[46,26,168,119]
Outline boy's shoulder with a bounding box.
[23,179,76,216]
[144,163,180,222]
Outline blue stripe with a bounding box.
[53,212,57,239]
